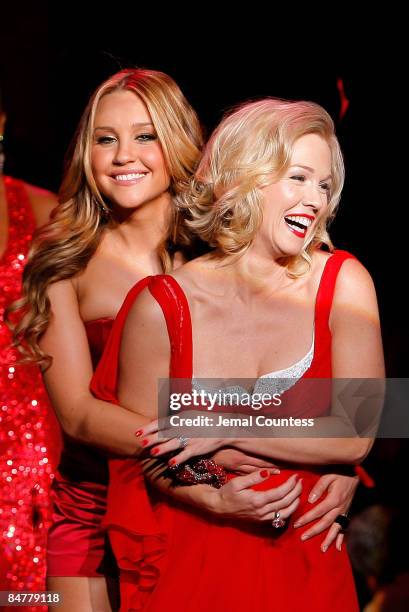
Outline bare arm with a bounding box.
[40,279,150,456]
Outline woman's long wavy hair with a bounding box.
[178,98,344,275]
[8,69,203,369]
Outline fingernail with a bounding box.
[299,478,303,486]
[272,468,281,474]
[151,448,160,455]
[260,470,270,478]
[169,459,177,466]
[336,542,342,552]
[293,521,301,528]
[301,534,309,541]
[321,545,328,553]
[308,493,317,503]
[135,430,143,437]
[142,439,149,447]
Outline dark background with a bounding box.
[1,5,407,606]
[0,7,405,374]
[1,8,404,377]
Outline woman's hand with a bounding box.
[293,474,359,552]
[137,416,227,464]
[211,448,280,475]
[209,471,302,523]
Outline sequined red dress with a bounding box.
[0,177,60,601]
[91,250,360,612]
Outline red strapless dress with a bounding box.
[46,317,117,577]
[91,251,359,612]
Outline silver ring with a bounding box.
[272,511,286,529]
[178,435,189,449]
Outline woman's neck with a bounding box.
[107,192,171,262]
[211,245,290,294]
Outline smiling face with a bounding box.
[257,133,332,258]
[91,89,171,213]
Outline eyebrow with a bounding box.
[290,164,333,181]
[94,122,154,131]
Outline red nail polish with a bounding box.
[169,459,177,466]
[135,430,143,437]
[260,470,269,478]
[142,439,149,447]
[151,448,160,455]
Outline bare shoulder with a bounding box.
[25,182,58,227]
[46,277,80,314]
[329,255,380,329]
[311,249,375,299]
[329,253,384,377]
[333,256,377,304]
[40,278,88,356]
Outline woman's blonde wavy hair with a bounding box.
[178,98,344,275]
[8,68,203,369]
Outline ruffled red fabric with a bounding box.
[91,251,360,611]
[90,276,189,610]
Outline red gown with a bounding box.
[91,250,359,612]
[46,317,117,577]
[0,177,60,605]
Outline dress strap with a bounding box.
[314,250,356,339]
[313,249,376,489]
[90,274,193,401]
[149,275,193,379]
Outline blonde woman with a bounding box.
[9,68,205,611]
[91,99,384,610]
[10,71,307,612]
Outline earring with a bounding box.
[97,198,111,219]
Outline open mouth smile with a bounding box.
[284,214,314,238]
[111,171,148,185]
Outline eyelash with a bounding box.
[290,175,331,193]
[96,133,157,145]
[137,134,157,142]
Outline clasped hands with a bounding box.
[136,416,358,552]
